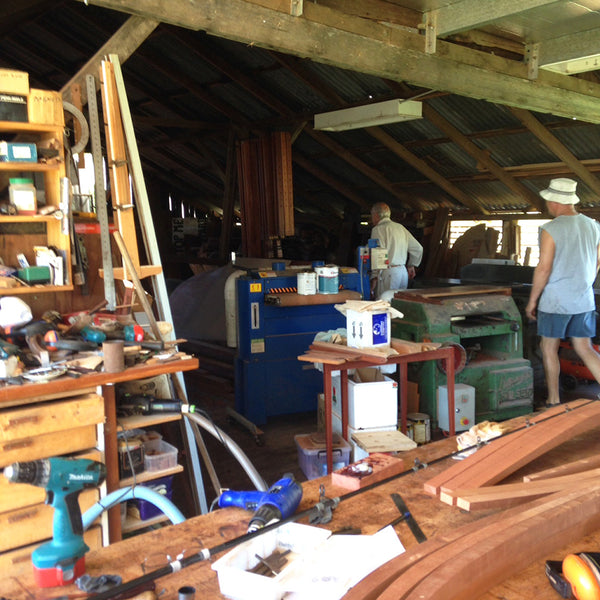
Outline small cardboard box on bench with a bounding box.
[346,309,391,348]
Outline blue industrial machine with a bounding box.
[235,263,369,425]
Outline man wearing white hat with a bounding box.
[526,178,600,406]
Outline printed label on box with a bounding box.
[372,312,388,345]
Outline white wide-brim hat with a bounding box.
[539,178,580,204]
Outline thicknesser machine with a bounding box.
[391,285,533,427]
[235,265,369,425]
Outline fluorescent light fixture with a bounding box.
[314,99,422,132]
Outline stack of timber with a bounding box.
[344,480,600,600]
[298,338,441,366]
[342,399,600,600]
[423,399,600,509]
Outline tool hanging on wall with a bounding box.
[86,73,116,310]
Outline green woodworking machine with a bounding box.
[391,285,533,427]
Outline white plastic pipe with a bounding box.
[185,412,267,491]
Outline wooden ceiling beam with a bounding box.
[308,126,424,210]
[269,52,347,106]
[311,0,421,28]
[509,107,600,197]
[428,0,558,37]
[366,126,486,213]
[293,153,371,210]
[61,15,159,105]
[422,104,545,211]
[165,29,411,213]
[172,28,293,117]
[76,0,600,124]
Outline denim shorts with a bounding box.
[537,310,596,338]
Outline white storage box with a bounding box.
[437,383,476,433]
[335,368,397,429]
[346,309,391,348]
[143,440,178,471]
[211,522,331,600]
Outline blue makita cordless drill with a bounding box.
[4,457,106,587]
[218,473,303,532]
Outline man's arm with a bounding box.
[406,232,423,279]
[525,229,555,321]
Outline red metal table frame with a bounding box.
[321,346,456,474]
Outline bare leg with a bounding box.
[540,336,561,405]
[570,337,600,384]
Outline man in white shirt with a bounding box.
[370,202,423,299]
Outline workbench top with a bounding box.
[2,406,599,600]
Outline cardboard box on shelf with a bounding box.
[28,89,64,126]
[0,69,29,96]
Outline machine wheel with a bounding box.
[437,343,468,375]
[560,374,578,391]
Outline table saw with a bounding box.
[391,285,534,427]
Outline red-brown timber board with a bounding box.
[438,401,600,505]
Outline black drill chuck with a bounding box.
[4,460,50,486]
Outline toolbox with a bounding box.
[16,266,51,284]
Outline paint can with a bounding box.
[315,264,339,294]
[297,271,317,295]
[407,412,431,444]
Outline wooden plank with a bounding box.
[100,59,141,277]
[390,338,441,354]
[372,481,600,600]
[351,430,417,453]
[453,468,600,511]
[311,340,398,362]
[400,483,600,600]
[436,401,600,505]
[331,453,405,491]
[524,453,600,482]
[0,358,199,407]
[422,401,588,496]
[393,285,512,304]
[298,352,348,365]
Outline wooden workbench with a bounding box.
[2,405,599,600]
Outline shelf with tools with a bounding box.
[0,98,72,297]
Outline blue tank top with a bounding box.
[538,214,600,314]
